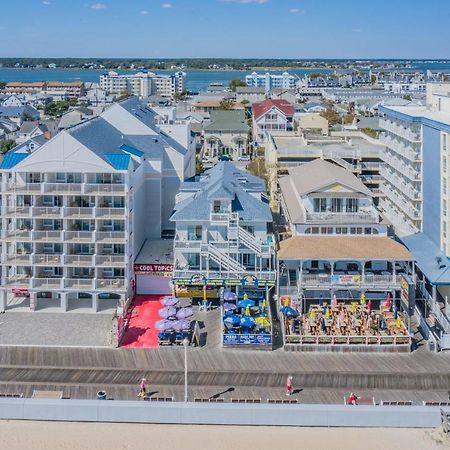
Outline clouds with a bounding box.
[140,10,149,15]
[223,0,269,4]
[42,1,51,5]
[90,3,107,9]
[161,3,174,8]
[289,8,305,14]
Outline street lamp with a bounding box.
[183,337,189,402]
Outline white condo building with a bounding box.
[0,98,196,312]
[245,72,296,93]
[100,71,186,99]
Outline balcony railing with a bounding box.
[64,255,95,266]
[380,119,421,143]
[293,273,403,288]
[2,183,41,193]
[64,231,95,242]
[173,268,276,281]
[305,211,379,224]
[32,207,63,217]
[95,255,127,266]
[44,183,83,194]
[2,229,32,240]
[33,254,63,265]
[3,276,31,287]
[95,207,126,218]
[64,207,95,218]
[1,206,32,217]
[96,231,126,242]
[210,213,230,223]
[64,278,95,290]
[32,278,63,289]
[1,254,33,265]
[380,167,421,201]
[96,278,126,290]
[84,184,126,194]
[32,231,63,242]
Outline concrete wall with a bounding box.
[0,399,444,428]
[422,124,442,247]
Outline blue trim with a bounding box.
[120,144,144,157]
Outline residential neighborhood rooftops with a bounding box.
[203,110,249,133]
[252,98,295,120]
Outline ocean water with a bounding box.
[0,62,449,92]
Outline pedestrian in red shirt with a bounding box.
[348,392,358,405]
[286,376,293,396]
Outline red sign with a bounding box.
[134,264,174,275]
[12,288,29,296]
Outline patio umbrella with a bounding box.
[159,306,176,319]
[367,299,372,313]
[240,316,256,327]
[155,320,174,331]
[255,316,270,328]
[223,302,237,312]
[260,299,267,310]
[321,318,326,333]
[360,292,366,305]
[280,306,298,317]
[160,296,179,306]
[385,292,392,309]
[176,307,193,319]
[172,320,191,331]
[223,314,240,325]
[238,298,255,308]
[393,306,399,320]
[331,294,338,307]
[223,290,237,302]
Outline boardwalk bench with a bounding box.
[231,398,261,404]
[424,401,450,407]
[0,393,23,398]
[194,398,225,403]
[267,399,298,404]
[380,400,412,406]
[145,397,173,402]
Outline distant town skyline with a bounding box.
[1,0,450,59]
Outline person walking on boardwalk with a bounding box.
[286,375,293,396]
[138,377,147,398]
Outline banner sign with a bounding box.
[134,264,173,276]
[172,277,275,287]
[241,275,259,287]
[223,333,272,346]
[331,274,361,286]
[190,274,207,286]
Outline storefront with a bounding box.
[134,263,173,295]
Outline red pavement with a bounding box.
[120,295,163,348]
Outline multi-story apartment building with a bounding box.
[380,83,450,346]
[99,71,186,99]
[0,98,196,312]
[171,162,276,291]
[245,72,296,94]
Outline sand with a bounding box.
[0,421,449,450]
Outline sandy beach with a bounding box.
[0,421,449,450]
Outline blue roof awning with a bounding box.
[120,144,144,157]
[105,153,130,170]
[401,233,450,285]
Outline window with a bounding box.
[443,199,447,217]
[311,227,320,234]
[346,198,359,212]
[356,227,363,235]
[242,253,255,268]
[187,253,200,268]
[364,227,372,235]
[443,221,447,239]
[444,156,447,174]
[444,178,447,196]
[331,198,343,213]
[313,198,327,212]
[187,225,202,241]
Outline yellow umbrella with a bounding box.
[351,302,357,314]
[243,293,249,300]
[325,308,331,319]
[396,317,402,328]
[261,299,267,310]
[245,305,251,316]
[360,292,366,305]
[255,316,270,327]
[309,309,316,320]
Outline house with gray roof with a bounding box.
[171,161,275,286]
[203,110,250,158]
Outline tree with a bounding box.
[174,90,188,101]
[195,156,203,175]
[229,78,246,92]
[219,99,234,110]
[0,140,16,154]
[320,108,342,126]
[43,100,71,118]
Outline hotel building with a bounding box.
[245,72,296,94]
[0,98,196,312]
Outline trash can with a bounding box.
[428,340,436,352]
[97,391,107,400]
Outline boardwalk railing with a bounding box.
[285,334,411,346]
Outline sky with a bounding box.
[1,0,450,59]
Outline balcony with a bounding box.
[84,184,126,194]
[1,182,41,194]
[65,231,95,242]
[1,254,32,265]
[44,183,83,194]
[298,273,402,288]
[2,229,32,241]
[3,276,31,287]
[95,255,127,266]
[173,268,276,282]
[384,136,421,162]
[380,167,421,201]
[64,255,95,266]
[64,278,95,290]
[32,231,63,242]
[96,278,126,290]
[383,152,421,181]
[96,231,126,243]
[33,254,63,265]
[32,278,63,289]
[305,210,379,224]
[32,207,63,218]
[64,207,95,219]
[95,207,126,218]
[1,206,32,217]
[210,213,230,223]
[380,119,421,143]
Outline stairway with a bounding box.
[206,243,245,273]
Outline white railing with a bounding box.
[305,211,379,224]
[380,167,421,201]
[64,231,95,242]
[64,207,95,218]
[383,151,422,181]
[44,183,83,194]
[300,273,401,286]
[96,279,126,290]
[2,229,32,240]
[95,255,127,266]
[32,231,63,241]
[173,269,276,281]
[33,254,63,265]
[384,136,421,161]
[64,255,95,265]
[32,207,63,217]
[64,278,95,290]
[32,278,63,289]
[210,213,230,223]
[2,206,32,216]
[3,276,31,287]
[84,184,126,194]
[2,254,32,265]
[96,231,126,242]
[380,198,419,235]
[2,183,42,193]
[380,119,421,143]
[95,208,126,218]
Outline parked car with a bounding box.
[218,154,232,161]
[238,155,251,161]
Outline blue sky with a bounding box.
[1,0,450,58]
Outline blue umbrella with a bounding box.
[223,291,237,302]
[223,302,237,312]
[280,306,299,317]
[223,314,240,325]
[240,316,256,327]
[160,296,179,306]
[238,299,255,308]
[393,306,399,320]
